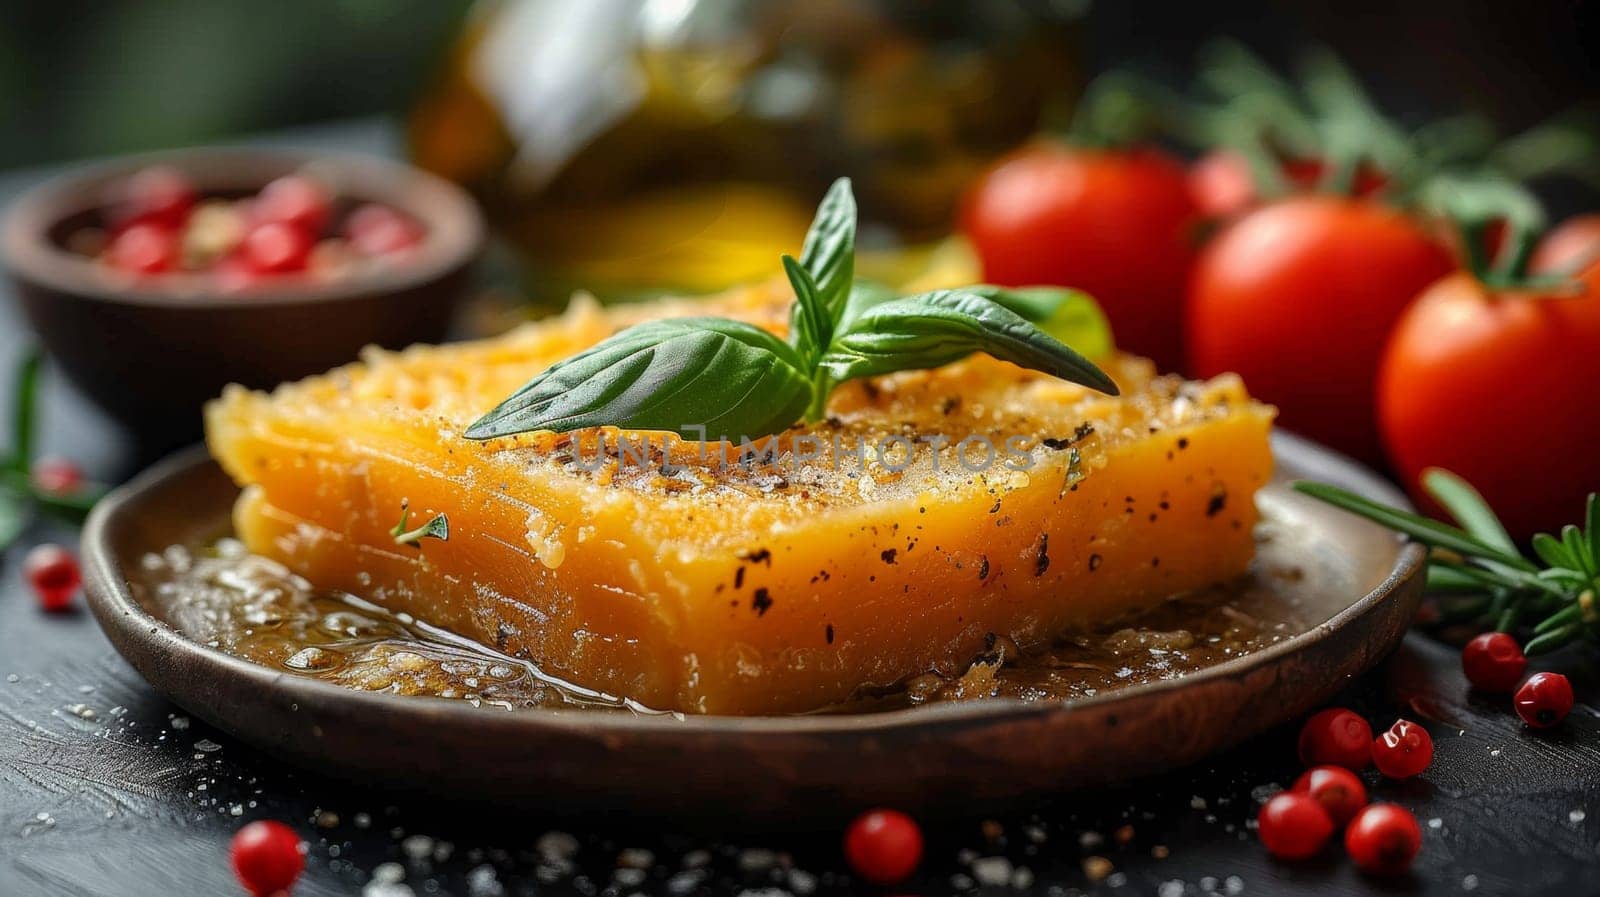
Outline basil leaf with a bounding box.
[789,177,855,346]
[465,318,814,442]
[965,285,1115,359]
[835,280,897,333]
[782,256,828,364]
[821,290,1120,396]
[0,484,26,552]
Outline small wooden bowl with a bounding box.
[1,148,484,450]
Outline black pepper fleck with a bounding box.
[751,588,773,616]
[1207,491,1228,517]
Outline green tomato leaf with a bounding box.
[964,285,1115,359]
[820,289,1120,397]
[465,318,814,443]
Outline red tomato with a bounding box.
[1377,265,1600,538]
[1188,150,1388,220]
[961,143,1198,371]
[1530,214,1600,276]
[1188,151,1260,220]
[1187,196,1455,462]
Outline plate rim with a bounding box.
[81,431,1426,739]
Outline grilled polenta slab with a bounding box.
[207,281,1274,714]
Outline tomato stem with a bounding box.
[1491,220,1540,284]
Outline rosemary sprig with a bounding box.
[1296,468,1600,654]
[0,348,108,551]
[390,500,449,549]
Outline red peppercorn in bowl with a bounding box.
[2,149,483,449]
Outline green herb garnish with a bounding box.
[1296,469,1599,654]
[465,179,1117,443]
[0,348,107,551]
[390,499,449,548]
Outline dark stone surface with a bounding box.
[2,121,1597,897]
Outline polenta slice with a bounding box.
[208,281,1275,714]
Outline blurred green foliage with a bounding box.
[0,0,471,169]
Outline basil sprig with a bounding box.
[466,179,1117,443]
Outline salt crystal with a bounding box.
[681,849,711,869]
[372,863,406,883]
[1428,818,1443,829]
[1248,783,1281,804]
[1189,796,1208,810]
[1463,874,1480,891]
[169,715,190,730]
[402,835,434,861]
[1107,872,1128,887]
[1200,875,1219,891]
[971,856,1012,886]
[737,847,779,872]
[1224,875,1245,895]
[466,864,505,897]
[618,847,655,869]
[1570,809,1587,824]
[536,830,580,861]
[787,868,817,894]
[666,870,706,896]
[1011,866,1035,889]
[1159,881,1186,897]
[612,868,646,888]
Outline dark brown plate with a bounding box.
[81,433,1423,819]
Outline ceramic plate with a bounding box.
[82,433,1424,818]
